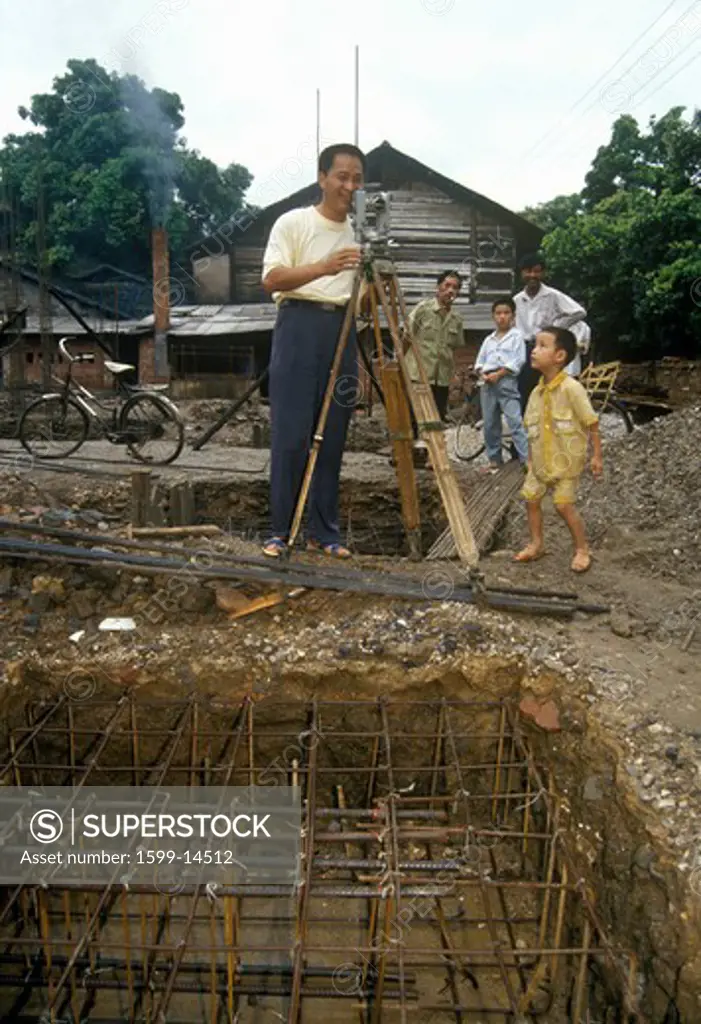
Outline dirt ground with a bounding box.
[2,399,701,1016]
[0,403,700,872]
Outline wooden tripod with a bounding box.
[364,257,479,567]
[285,250,479,568]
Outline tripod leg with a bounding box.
[285,273,362,554]
[381,361,422,560]
[375,266,479,567]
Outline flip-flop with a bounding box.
[571,552,592,573]
[513,548,546,563]
[262,537,287,558]
[307,540,352,559]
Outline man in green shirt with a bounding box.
[405,270,464,421]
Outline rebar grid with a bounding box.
[0,695,642,1023]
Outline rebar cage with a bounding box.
[0,694,642,1023]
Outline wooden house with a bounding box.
[191,141,543,329]
[74,142,543,397]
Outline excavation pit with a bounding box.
[0,691,644,1023]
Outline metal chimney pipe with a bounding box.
[152,226,169,378]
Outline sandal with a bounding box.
[262,536,287,558]
[307,540,352,559]
[513,546,546,563]
[571,551,592,573]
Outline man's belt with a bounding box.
[279,298,348,313]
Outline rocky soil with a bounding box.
[1,400,701,1015]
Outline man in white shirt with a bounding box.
[513,253,586,409]
[566,320,591,377]
[260,143,365,559]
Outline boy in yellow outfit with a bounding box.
[514,326,603,573]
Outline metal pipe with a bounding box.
[354,45,359,146]
[0,532,608,615]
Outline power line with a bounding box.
[572,0,700,123]
[521,0,681,161]
[523,24,701,178]
[631,47,701,110]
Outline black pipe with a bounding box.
[0,519,590,603]
[47,285,115,360]
[191,367,269,451]
[0,534,607,616]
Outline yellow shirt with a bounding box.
[261,206,356,306]
[404,298,464,386]
[524,371,598,482]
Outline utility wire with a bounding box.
[631,47,701,110]
[522,0,681,161]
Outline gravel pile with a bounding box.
[579,404,701,573]
[500,404,701,577]
[582,404,701,530]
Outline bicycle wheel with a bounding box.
[591,395,633,441]
[119,393,184,465]
[454,419,487,461]
[19,395,89,459]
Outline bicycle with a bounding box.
[19,337,185,465]
[452,368,515,463]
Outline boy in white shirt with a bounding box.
[474,298,529,471]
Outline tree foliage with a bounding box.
[524,107,701,359]
[0,59,253,278]
[519,193,583,234]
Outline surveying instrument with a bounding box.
[284,185,479,568]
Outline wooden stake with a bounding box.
[131,469,151,528]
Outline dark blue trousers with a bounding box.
[268,302,357,546]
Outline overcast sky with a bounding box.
[2,0,699,212]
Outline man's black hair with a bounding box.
[318,144,366,175]
[492,296,516,313]
[437,269,462,287]
[519,252,546,271]
[540,325,576,366]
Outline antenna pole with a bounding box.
[354,46,359,146]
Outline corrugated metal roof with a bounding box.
[21,316,144,336]
[125,301,496,337]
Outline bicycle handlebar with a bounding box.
[58,337,95,364]
[58,337,75,362]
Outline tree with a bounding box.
[519,193,583,234]
[539,108,701,360]
[0,59,253,277]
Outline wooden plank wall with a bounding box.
[230,181,517,306]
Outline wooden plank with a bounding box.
[427,461,524,559]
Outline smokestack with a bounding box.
[152,226,169,378]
